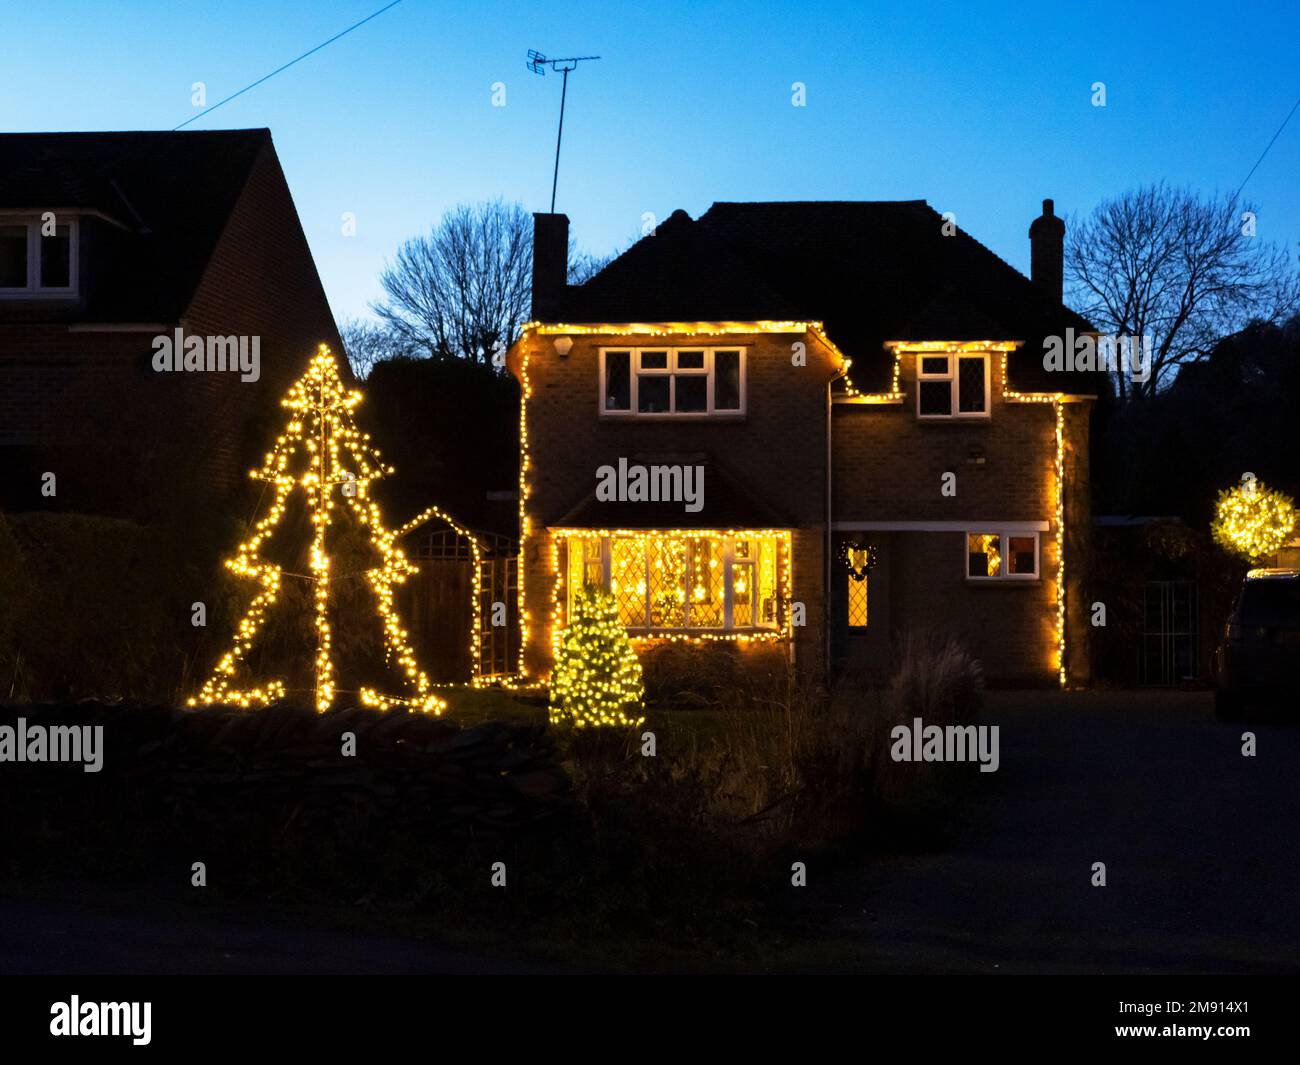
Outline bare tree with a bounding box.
[1065,184,1300,400]
[337,317,419,379]
[375,199,532,366]
[374,200,615,368]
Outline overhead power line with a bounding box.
[174,0,405,130]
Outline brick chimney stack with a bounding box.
[1028,198,1065,304]
[531,212,569,321]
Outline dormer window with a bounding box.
[916,351,989,418]
[0,216,78,296]
[600,347,746,417]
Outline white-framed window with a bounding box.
[965,530,1039,580]
[0,216,78,297]
[916,352,989,418]
[600,347,745,416]
[564,531,780,632]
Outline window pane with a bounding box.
[604,351,630,410]
[0,225,27,287]
[714,350,741,409]
[732,561,754,627]
[639,351,668,370]
[40,226,71,288]
[610,538,647,628]
[637,375,670,412]
[919,380,952,415]
[758,538,778,627]
[1008,536,1036,575]
[968,533,1001,578]
[958,357,986,413]
[649,538,688,628]
[687,538,724,627]
[676,350,705,369]
[848,575,868,628]
[675,375,707,412]
[920,355,949,376]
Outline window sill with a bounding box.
[917,414,992,423]
[626,628,783,637]
[964,577,1042,585]
[599,412,748,423]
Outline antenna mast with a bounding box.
[527,50,601,212]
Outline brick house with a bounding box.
[0,129,341,522]
[508,200,1103,685]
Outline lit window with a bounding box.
[967,531,1039,580]
[847,575,868,628]
[0,218,77,296]
[601,348,746,416]
[567,531,781,631]
[916,353,989,418]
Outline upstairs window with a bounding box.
[0,217,77,296]
[601,348,746,416]
[917,352,989,418]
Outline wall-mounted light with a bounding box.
[552,335,573,357]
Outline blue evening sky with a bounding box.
[5,0,1298,323]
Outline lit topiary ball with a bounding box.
[1210,480,1297,563]
[550,586,645,728]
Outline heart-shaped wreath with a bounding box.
[838,540,878,581]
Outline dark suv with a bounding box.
[1214,569,1300,720]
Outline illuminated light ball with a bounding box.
[1210,480,1297,562]
[549,586,645,728]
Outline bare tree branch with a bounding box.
[1065,184,1300,400]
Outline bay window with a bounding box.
[562,530,785,633]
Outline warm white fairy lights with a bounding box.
[398,504,485,683]
[189,345,446,715]
[549,585,646,728]
[1211,480,1297,562]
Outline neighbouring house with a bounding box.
[508,200,1106,685]
[0,129,341,523]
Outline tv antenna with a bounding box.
[527,49,600,212]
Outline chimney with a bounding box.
[531,212,569,321]
[1028,198,1065,303]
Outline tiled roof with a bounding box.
[558,201,1100,393]
[0,129,270,321]
[553,451,795,530]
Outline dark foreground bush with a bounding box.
[863,631,986,848]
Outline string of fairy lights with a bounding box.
[549,586,646,728]
[190,345,445,714]
[511,324,1086,692]
[1211,481,1297,562]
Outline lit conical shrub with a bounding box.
[550,586,645,727]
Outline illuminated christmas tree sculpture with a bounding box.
[550,586,645,728]
[190,345,445,714]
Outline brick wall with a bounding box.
[833,351,1092,683]
[514,336,1093,685]
[0,140,340,523]
[515,329,837,677]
